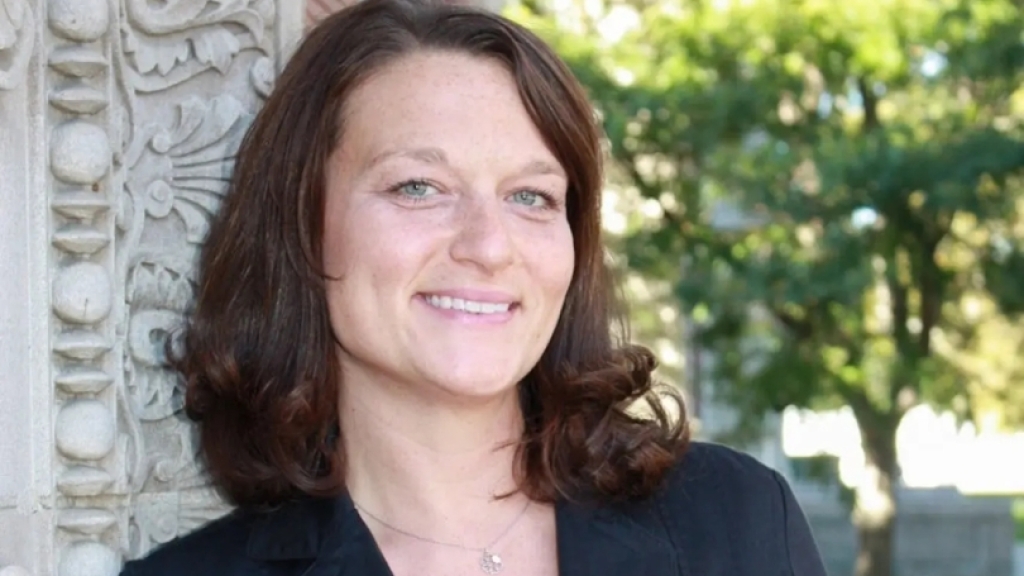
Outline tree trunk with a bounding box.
[852,415,899,576]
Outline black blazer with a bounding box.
[120,442,828,576]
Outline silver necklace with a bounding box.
[352,498,531,574]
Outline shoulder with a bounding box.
[119,495,343,576]
[657,441,789,531]
[651,441,827,576]
[118,508,261,576]
[667,440,783,494]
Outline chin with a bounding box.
[412,344,537,395]
[424,364,526,401]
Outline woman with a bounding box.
[121,0,828,574]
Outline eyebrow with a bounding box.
[367,147,449,169]
[366,147,567,180]
[518,159,567,179]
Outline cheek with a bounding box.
[322,200,392,279]
[534,225,575,303]
[323,215,431,310]
[321,205,351,276]
[321,214,373,332]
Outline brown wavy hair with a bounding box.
[176,0,689,509]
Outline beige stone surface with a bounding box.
[0,0,303,573]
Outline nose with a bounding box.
[449,194,515,273]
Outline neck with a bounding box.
[339,366,527,526]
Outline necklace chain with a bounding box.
[352,497,531,574]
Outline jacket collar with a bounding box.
[555,495,682,576]
[247,490,683,576]
[247,491,391,575]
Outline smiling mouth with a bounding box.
[421,294,517,315]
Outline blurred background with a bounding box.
[495,0,1024,575]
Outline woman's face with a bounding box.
[323,51,575,401]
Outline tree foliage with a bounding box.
[514,0,1024,573]
[516,0,1024,432]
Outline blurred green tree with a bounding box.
[512,1,1024,575]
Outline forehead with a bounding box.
[336,50,559,170]
[346,50,518,116]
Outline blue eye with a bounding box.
[398,181,438,198]
[511,190,548,207]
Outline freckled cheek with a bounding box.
[320,201,353,272]
[348,229,431,301]
[323,244,396,335]
[554,246,576,299]
[525,228,575,304]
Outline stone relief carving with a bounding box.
[38,0,280,565]
[122,95,251,244]
[0,0,34,91]
[46,0,122,572]
[6,0,300,570]
[111,0,274,559]
[49,0,111,42]
[130,489,227,552]
[120,0,273,92]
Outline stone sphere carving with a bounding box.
[50,122,110,185]
[58,542,119,576]
[48,0,110,42]
[55,400,115,461]
[53,262,112,324]
[57,465,114,497]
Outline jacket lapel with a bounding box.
[555,496,683,576]
[247,493,394,576]
[247,491,682,576]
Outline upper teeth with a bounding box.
[425,295,511,314]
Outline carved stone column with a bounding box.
[0,0,302,573]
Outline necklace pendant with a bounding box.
[479,550,503,574]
